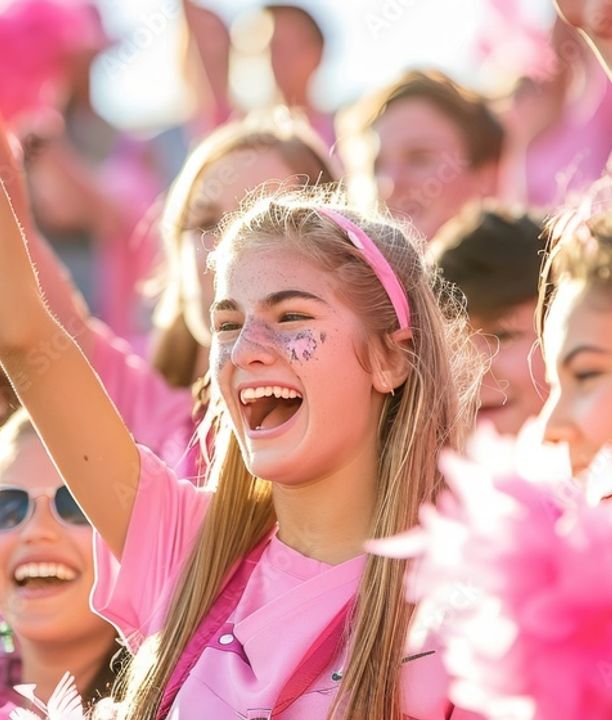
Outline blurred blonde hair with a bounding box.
[537,173,612,337]
[114,186,480,720]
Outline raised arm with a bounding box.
[0,126,139,559]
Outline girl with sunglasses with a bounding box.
[0,150,481,719]
[0,410,121,717]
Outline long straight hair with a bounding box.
[113,187,479,720]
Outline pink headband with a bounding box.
[319,208,411,330]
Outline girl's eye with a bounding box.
[495,329,521,344]
[215,321,242,333]
[574,369,603,382]
[280,313,311,323]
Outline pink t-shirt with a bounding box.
[92,447,477,719]
[90,321,198,478]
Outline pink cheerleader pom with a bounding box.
[0,0,111,124]
[369,425,612,720]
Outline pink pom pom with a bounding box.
[372,424,612,720]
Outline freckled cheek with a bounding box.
[210,342,233,379]
[284,331,321,363]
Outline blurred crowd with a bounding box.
[0,0,611,718]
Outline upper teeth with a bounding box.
[14,562,77,582]
[240,386,302,404]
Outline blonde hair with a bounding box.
[151,109,337,388]
[113,186,479,720]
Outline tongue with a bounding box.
[21,577,67,589]
[257,398,301,430]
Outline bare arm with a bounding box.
[0,127,94,355]
[0,128,139,559]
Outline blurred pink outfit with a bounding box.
[90,321,198,479]
[92,446,479,719]
[525,66,612,208]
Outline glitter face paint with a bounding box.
[210,247,386,485]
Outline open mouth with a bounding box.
[240,385,303,432]
[13,562,78,591]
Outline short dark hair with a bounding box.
[370,69,504,168]
[429,202,546,318]
[265,4,325,47]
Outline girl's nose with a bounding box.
[541,391,578,445]
[231,320,278,369]
[19,498,61,542]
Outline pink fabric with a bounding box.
[95,144,162,347]
[89,321,197,477]
[92,446,468,719]
[319,208,411,329]
[525,68,612,208]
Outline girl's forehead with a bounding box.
[214,246,331,300]
[0,435,61,491]
[544,281,612,362]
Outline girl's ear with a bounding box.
[370,328,413,394]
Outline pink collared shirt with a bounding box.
[92,446,480,719]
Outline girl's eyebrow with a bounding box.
[261,290,328,308]
[211,291,328,315]
[210,299,238,314]
[562,344,610,366]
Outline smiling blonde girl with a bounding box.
[0,168,480,718]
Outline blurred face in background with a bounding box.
[472,300,547,435]
[180,147,297,348]
[269,8,323,104]
[374,98,497,241]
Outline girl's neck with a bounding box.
[19,629,116,704]
[273,439,378,565]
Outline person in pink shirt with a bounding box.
[0,411,123,718]
[0,152,482,720]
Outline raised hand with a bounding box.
[0,112,139,560]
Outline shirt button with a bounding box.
[219,633,235,645]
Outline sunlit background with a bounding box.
[81,0,557,132]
